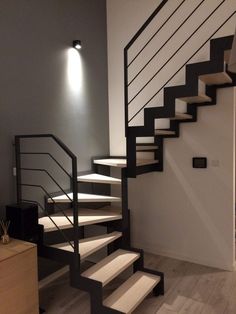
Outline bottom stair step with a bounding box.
[81,249,140,287]
[103,271,161,313]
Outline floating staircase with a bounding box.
[126,35,236,177]
[13,1,236,313]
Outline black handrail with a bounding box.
[129,10,236,122]
[128,0,205,86]
[124,1,169,136]
[20,152,72,179]
[128,0,185,67]
[15,134,79,267]
[124,0,168,51]
[128,0,226,108]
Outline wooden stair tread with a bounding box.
[170,113,192,120]
[81,249,140,286]
[94,158,127,167]
[103,271,160,313]
[155,130,175,135]
[77,173,121,185]
[199,71,232,85]
[51,231,122,260]
[39,207,122,232]
[94,158,158,167]
[48,192,121,203]
[178,94,212,104]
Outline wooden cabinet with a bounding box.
[0,238,39,314]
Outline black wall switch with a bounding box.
[192,157,207,168]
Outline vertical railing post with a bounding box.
[72,156,79,271]
[15,136,22,204]
[124,48,129,137]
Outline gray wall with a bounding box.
[0,0,109,215]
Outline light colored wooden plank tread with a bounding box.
[178,94,212,103]
[39,207,122,232]
[93,158,158,167]
[199,71,232,85]
[103,271,160,313]
[170,113,192,120]
[155,130,175,135]
[48,192,121,203]
[77,173,121,185]
[51,231,122,259]
[82,249,140,286]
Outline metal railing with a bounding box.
[15,134,79,265]
[124,0,236,129]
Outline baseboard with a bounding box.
[133,241,235,271]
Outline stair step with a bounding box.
[178,94,212,104]
[39,207,122,232]
[155,130,175,136]
[51,231,122,260]
[77,173,121,185]
[94,158,158,167]
[103,271,160,313]
[81,249,140,286]
[199,71,232,85]
[170,113,192,120]
[48,193,121,203]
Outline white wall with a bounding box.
[107,0,236,270]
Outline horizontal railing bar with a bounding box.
[22,198,74,249]
[21,183,74,226]
[124,0,168,51]
[15,134,77,160]
[20,152,72,179]
[20,167,73,202]
[128,0,205,86]
[129,10,235,123]
[128,0,226,107]
[128,0,186,68]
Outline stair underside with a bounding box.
[77,173,121,185]
[178,94,211,103]
[51,231,122,260]
[103,271,160,313]
[48,192,121,203]
[155,130,175,136]
[169,113,192,120]
[94,158,158,167]
[39,207,122,232]
[81,249,140,286]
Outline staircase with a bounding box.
[126,34,236,177]
[13,1,236,313]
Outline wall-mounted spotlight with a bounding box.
[73,40,82,50]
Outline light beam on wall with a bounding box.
[67,48,83,95]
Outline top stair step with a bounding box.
[81,249,140,287]
[77,173,121,185]
[103,271,161,313]
[94,158,158,168]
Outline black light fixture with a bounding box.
[73,40,82,50]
